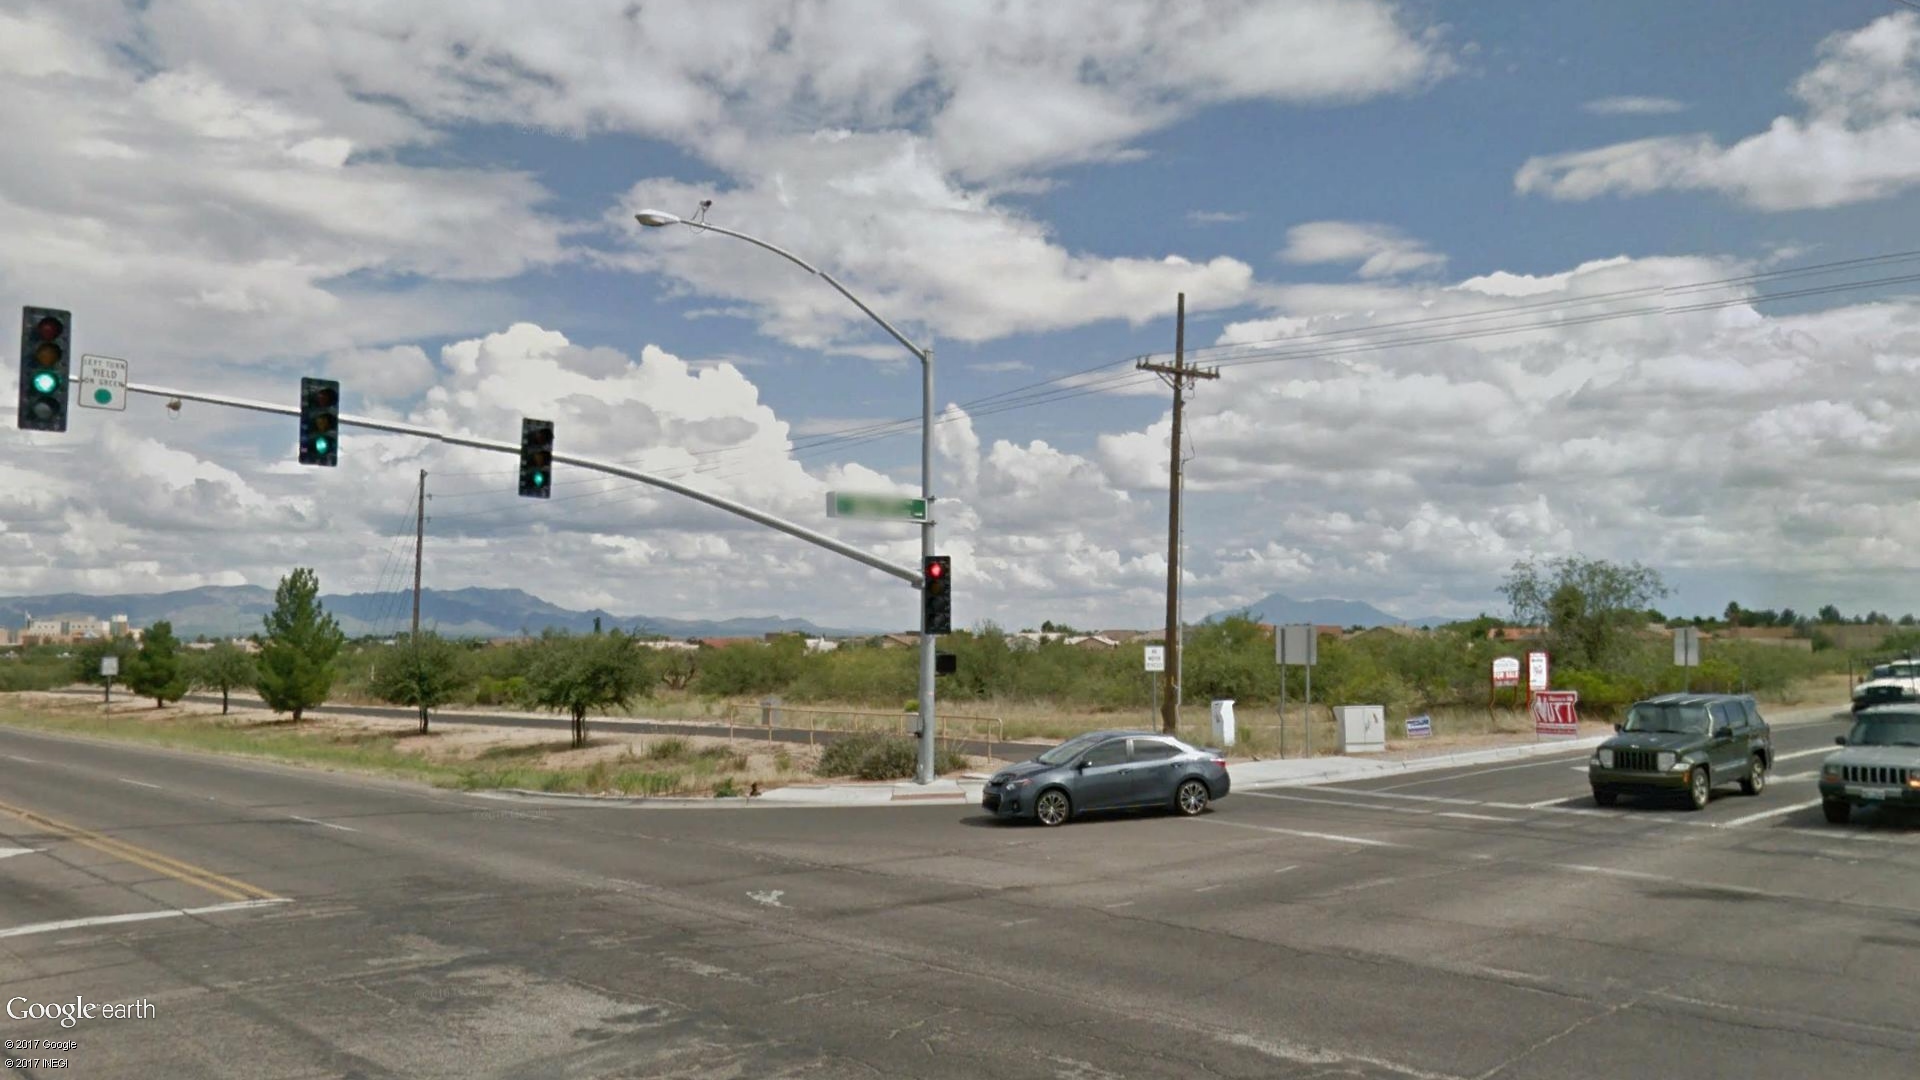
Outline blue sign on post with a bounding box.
[1405,714,1433,739]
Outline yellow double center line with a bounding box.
[0,799,280,904]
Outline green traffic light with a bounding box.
[31,372,57,394]
[533,471,546,487]
[314,436,330,454]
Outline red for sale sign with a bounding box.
[1531,690,1580,737]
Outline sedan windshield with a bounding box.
[1622,703,1709,735]
[1848,716,1920,747]
[1037,733,1106,766]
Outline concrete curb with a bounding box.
[1233,736,1609,790]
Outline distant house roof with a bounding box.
[880,633,920,648]
[698,636,761,649]
[1487,626,1547,641]
[1065,635,1119,650]
[1096,629,1141,643]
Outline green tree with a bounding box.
[369,632,468,733]
[1817,604,1843,624]
[523,630,650,748]
[72,637,138,690]
[1501,555,1668,669]
[190,641,256,715]
[255,567,345,722]
[125,620,189,707]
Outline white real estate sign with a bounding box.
[78,354,129,411]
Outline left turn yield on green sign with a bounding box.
[79,354,128,411]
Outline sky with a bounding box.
[4,0,1920,633]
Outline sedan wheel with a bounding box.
[1034,789,1071,827]
[1686,766,1711,811]
[1739,754,1766,796]
[1175,779,1210,817]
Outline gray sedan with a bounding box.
[981,730,1231,826]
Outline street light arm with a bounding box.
[659,218,929,364]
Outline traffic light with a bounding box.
[922,555,951,635]
[519,418,553,498]
[17,306,71,432]
[298,377,339,466]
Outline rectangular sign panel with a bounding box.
[78,354,128,411]
[1532,690,1580,737]
[100,656,119,677]
[1673,626,1700,668]
[1405,714,1433,738]
[1276,624,1318,667]
[1143,645,1165,672]
[1526,650,1551,693]
[825,491,928,522]
[1492,656,1521,687]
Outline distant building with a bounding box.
[698,636,762,650]
[637,640,699,652]
[1487,626,1548,642]
[1065,635,1120,651]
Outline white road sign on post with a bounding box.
[1673,626,1700,668]
[1143,645,1165,672]
[79,355,129,411]
[1526,650,1551,694]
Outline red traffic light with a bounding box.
[927,561,944,579]
[32,315,64,342]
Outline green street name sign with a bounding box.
[826,491,928,522]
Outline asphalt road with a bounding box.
[2,709,1916,1078]
[45,687,1054,761]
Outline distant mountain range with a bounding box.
[1211,591,1456,629]
[0,586,884,641]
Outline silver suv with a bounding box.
[1819,707,1920,824]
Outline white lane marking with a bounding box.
[1773,771,1817,783]
[1311,789,1487,808]
[1273,865,1300,874]
[1554,864,1664,881]
[1102,900,1135,908]
[1524,797,1584,809]
[0,847,39,860]
[289,815,358,833]
[1437,811,1519,823]
[6,755,40,764]
[748,890,786,908]
[1194,883,1226,893]
[1721,799,1823,828]
[116,777,163,790]
[1774,747,1837,763]
[1000,917,1039,926]
[1569,766,1587,773]
[1200,818,1401,848]
[0,898,292,940]
[1240,792,1431,815]
[1371,755,1595,790]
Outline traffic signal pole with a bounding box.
[918,346,938,786]
[121,380,925,588]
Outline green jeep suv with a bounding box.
[1819,706,1920,824]
[1589,693,1772,811]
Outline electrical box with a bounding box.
[1210,699,1236,748]
[1335,705,1386,754]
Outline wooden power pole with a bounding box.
[1137,294,1217,734]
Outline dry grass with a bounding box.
[0,692,983,795]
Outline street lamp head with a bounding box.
[634,210,682,227]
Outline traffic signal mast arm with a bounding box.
[123,380,924,587]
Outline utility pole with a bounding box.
[1138,293,1218,735]
[411,469,426,640]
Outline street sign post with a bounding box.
[1673,626,1700,690]
[826,492,929,522]
[78,355,128,411]
[1277,624,1319,758]
[1143,644,1166,724]
[100,654,118,703]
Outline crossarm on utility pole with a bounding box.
[124,381,923,586]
